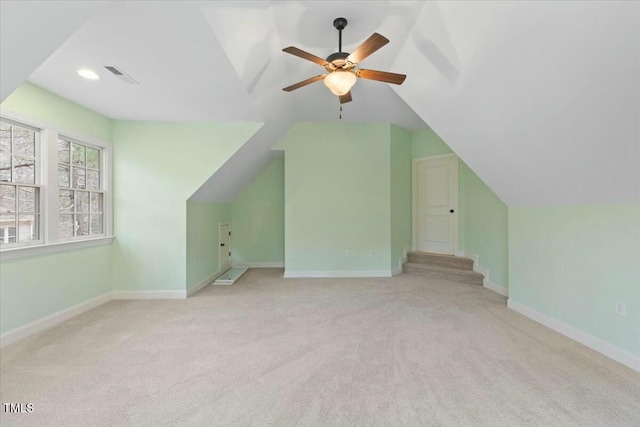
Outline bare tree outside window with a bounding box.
[57,139,103,238]
[0,122,39,244]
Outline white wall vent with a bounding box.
[104,65,139,85]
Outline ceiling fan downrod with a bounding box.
[333,17,347,53]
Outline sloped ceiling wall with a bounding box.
[25,2,263,122]
[393,1,640,206]
[2,1,638,207]
[191,0,426,202]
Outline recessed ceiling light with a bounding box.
[77,68,100,80]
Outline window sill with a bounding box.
[0,236,115,261]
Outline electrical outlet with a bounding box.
[614,300,626,317]
[369,250,375,257]
[345,250,350,257]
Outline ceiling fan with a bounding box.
[282,17,406,105]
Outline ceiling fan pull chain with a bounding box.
[339,104,343,120]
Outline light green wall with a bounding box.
[509,204,640,356]
[111,120,260,291]
[0,83,113,334]
[231,158,284,265]
[412,127,509,288]
[279,123,507,279]
[186,201,230,291]
[0,246,112,334]
[3,84,633,368]
[281,123,392,274]
[459,162,509,287]
[0,84,261,334]
[411,128,453,158]
[1,82,112,141]
[390,125,412,271]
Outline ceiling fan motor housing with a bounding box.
[326,52,350,68]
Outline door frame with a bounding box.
[219,222,231,271]
[412,153,459,254]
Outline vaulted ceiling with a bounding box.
[1,1,638,206]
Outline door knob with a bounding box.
[450,209,454,213]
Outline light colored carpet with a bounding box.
[1,268,639,426]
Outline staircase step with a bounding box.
[407,252,474,271]
[403,262,484,285]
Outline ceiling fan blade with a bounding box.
[346,33,389,64]
[282,47,328,66]
[282,75,325,92]
[339,91,352,104]
[356,69,406,85]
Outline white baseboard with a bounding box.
[2,285,199,347]
[232,262,284,268]
[463,251,508,297]
[284,270,393,278]
[394,246,412,275]
[484,280,508,297]
[187,271,220,296]
[507,299,639,373]
[464,251,479,265]
[112,290,186,300]
[0,292,112,348]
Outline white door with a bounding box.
[414,155,458,254]
[219,223,231,271]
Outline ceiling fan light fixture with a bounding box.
[324,70,356,96]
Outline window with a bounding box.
[0,226,16,243]
[57,139,104,238]
[0,113,111,255]
[0,122,40,245]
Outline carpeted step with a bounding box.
[403,262,484,285]
[407,252,474,271]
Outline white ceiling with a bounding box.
[393,1,640,206]
[2,1,639,206]
[27,2,261,122]
[0,0,106,101]
[271,0,426,130]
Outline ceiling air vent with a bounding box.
[104,65,139,85]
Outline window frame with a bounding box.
[0,182,43,247]
[0,118,43,248]
[56,135,106,242]
[0,109,113,260]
